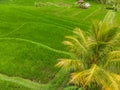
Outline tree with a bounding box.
[97,0,119,4]
[56,11,120,90]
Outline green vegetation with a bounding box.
[0,0,120,90]
[56,11,120,89]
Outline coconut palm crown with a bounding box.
[56,11,120,90]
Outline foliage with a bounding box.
[56,11,120,90]
[0,1,107,86]
[0,73,52,90]
[0,0,120,90]
[106,0,119,11]
[63,86,77,90]
[50,69,69,89]
[96,0,119,4]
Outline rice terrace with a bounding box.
[0,0,120,90]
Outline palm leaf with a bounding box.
[109,51,120,62]
[65,36,87,53]
[104,51,120,73]
[63,35,88,59]
[55,59,84,71]
[70,64,120,90]
[73,28,87,45]
[70,64,97,86]
[103,10,115,24]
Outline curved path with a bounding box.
[0,37,72,56]
[0,73,50,90]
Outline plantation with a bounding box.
[0,0,120,90]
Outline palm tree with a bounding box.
[56,11,120,90]
[98,0,119,4]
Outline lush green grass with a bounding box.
[0,80,32,90]
[0,0,120,89]
[0,0,75,5]
[0,73,54,90]
[0,4,73,84]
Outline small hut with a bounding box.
[82,3,90,9]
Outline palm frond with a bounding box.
[104,51,120,73]
[104,51,120,67]
[91,11,118,44]
[109,33,120,47]
[65,36,87,53]
[103,10,116,24]
[55,59,84,71]
[70,64,120,90]
[92,22,119,44]
[111,73,120,82]
[109,51,120,62]
[70,64,97,86]
[63,40,76,52]
[63,35,88,58]
[73,28,87,45]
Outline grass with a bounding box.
[0,0,120,89]
[0,73,54,90]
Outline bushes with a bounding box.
[63,86,77,90]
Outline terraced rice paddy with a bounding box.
[0,0,120,90]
